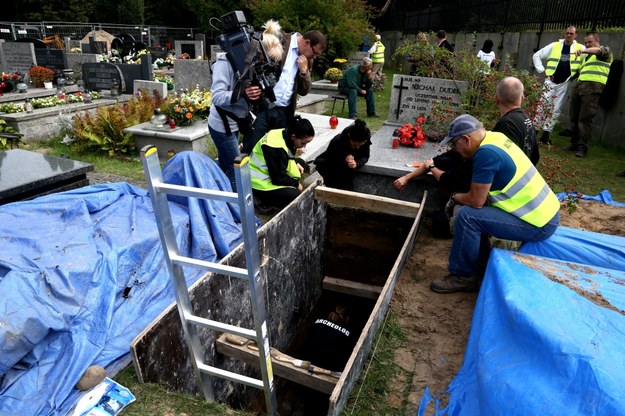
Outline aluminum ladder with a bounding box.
[140,145,277,415]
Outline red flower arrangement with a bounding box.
[393,115,427,148]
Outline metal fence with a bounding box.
[0,21,202,49]
[383,0,625,34]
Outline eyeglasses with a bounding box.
[565,32,576,35]
[449,136,463,148]
[311,45,323,57]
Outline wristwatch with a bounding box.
[427,163,435,171]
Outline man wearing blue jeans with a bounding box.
[338,57,377,119]
[430,114,560,293]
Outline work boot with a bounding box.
[575,147,587,158]
[540,131,552,145]
[559,129,572,137]
[430,274,478,294]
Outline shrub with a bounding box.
[323,67,343,82]
[69,90,162,156]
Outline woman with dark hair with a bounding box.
[314,119,372,190]
[477,39,496,68]
[249,115,315,210]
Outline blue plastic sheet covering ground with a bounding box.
[0,151,248,415]
[419,226,625,416]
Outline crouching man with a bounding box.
[430,114,560,294]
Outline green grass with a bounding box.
[114,365,252,415]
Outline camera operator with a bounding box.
[208,20,284,191]
[240,28,327,154]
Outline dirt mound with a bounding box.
[390,201,625,413]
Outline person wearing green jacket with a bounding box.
[338,57,378,119]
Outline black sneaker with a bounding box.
[367,113,380,118]
[430,274,478,294]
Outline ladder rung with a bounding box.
[185,313,256,339]
[154,182,239,204]
[197,362,264,389]
[171,254,248,279]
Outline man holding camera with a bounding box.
[241,29,327,154]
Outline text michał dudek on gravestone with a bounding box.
[388,74,468,126]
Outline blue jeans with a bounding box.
[449,205,560,277]
[338,87,376,117]
[208,125,241,191]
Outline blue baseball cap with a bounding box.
[440,114,484,145]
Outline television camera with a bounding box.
[218,10,281,105]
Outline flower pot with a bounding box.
[330,80,338,84]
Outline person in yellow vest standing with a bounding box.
[429,115,560,294]
[567,31,613,158]
[532,26,584,145]
[249,115,315,211]
[368,34,385,76]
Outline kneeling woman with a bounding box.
[314,118,371,190]
[249,116,315,209]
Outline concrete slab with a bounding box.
[0,149,93,204]
[362,124,446,178]
[294,112,354,163]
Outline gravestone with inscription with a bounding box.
[346,51,368,69]
[34,49,68,72]
[174,40,204,60]
[0,42,36,74]
[388,74,468,125]
[82,62,123,92]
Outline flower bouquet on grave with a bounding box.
[1,71,24,93]
[161,89,212,127]
[393,116,427,148]
[28,66,55,88]
[324,67,342,83]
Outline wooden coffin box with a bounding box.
[130,180,426,415]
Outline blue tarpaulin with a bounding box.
[419,193,625,416]
[0,151,249,415]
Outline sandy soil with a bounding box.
[388,200,625,414]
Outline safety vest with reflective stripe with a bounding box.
[579,52,613,84]
[482,132,560,227]
[249,129,301,191]
[371,41,385,63]
[545,41,584,77]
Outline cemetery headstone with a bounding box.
[82,62,123,92]
[173,59,211,91]
[195,34,207,59]
[210,45,224,63]
[134,79,168,99]
[346,51,368,69]
[89,38,108,55]
[116,54,153,94]
[174,40,204,59]
[0,42,36,74]
[34,49,68,72]
[388,74,467,126]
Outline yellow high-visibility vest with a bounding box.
[578,52,613,85]
[371,41,385,63]
[545,41,583,77]
[249,129,301,191]
[482,132,560,227]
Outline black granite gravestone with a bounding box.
[82,62,123,92]
[116,54,152,94]
[34,49,68,72]
[0,149,93,205]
